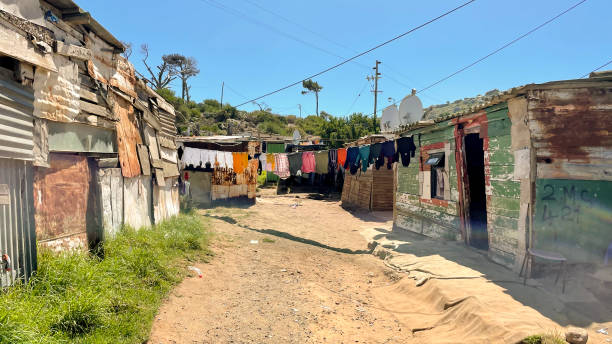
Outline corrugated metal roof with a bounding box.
[0,75,34,161]
[45,0,124,51]
[395,75,612,135]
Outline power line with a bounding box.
[198,0,348,61]
[238,0,444,103]
[417,0,588,95]
[369,0,588,118]
[233,0,477,108]
[345,80,369,116]
[580,58,612,78]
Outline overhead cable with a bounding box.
[231,0,477,107]
[415,0,588,96]
[580,58,612,78]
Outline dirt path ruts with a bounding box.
[148,194,410,343]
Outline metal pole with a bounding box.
[373,60,381,132]
[220,81,224,108]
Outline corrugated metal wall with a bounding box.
[0,75,34,161]
[0,158,37,286]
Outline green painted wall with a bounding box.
[395,103,521,268]
[485,106,519,266]
[534,179,612,264]
[395,121,460,239]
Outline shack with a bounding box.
[178,136,259,207]
[393,74,612,271]
[0,0,180,268]
[342,134,396,211]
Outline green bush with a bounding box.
[0,214,210,343]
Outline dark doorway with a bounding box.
[464,133,488,250]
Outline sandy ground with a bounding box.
[148,190,612,344]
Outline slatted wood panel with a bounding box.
[357,173,372,209]
[371,167,394,210]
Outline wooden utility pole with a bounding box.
[220,81,224,108]
[367,60,381,132]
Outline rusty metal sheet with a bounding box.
[86,33,136,98]
[137,144,151,176]
[32,54,80,122]
[113,92,141,177]
[33,153,89,247]
[528,87,612,180]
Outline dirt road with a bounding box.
[148,193,416,343]
[148,191,611,343]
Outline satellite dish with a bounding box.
[380,105,400,132]
[398,94,424,125]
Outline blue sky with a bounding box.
[84,0,610,117]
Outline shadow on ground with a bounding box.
[205,214,371,255]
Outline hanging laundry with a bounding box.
[358,145,371,172]
[301,151,316,173]
[337,148,347,170]
[396,136,417,167]
[369,143,382,165]
[232,152,248,173]
[376,140,396,170]
[288,152,303,176]
[328,149,338,175]
[266,153,275,171]
[225,151,234,170]
[181,147,201,168]
[344,146,359,170]
[274,153,290,179]
[315,151,329,174]
[200,149,216,169]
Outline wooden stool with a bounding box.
[520,248,568,293]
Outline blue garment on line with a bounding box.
[358,145,371,172]
[344,146,359,173]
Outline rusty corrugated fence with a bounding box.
[0,158,37,286]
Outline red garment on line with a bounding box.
[337,148,347,169]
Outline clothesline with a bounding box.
[180,136,417,180]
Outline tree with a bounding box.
[301,79,322,116]
[120,41,132,60]
[140,44,180,90]
[165,54,200,102]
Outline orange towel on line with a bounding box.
[232,152,248,173]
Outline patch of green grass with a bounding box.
[521,332,566,344]
[0,214,211,343]
[257,171,267,186]
[262,238,275,243]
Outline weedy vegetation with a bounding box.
[0,214,211,343]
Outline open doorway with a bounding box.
[464,133,488,250]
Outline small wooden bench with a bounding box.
[519,248,567,293]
